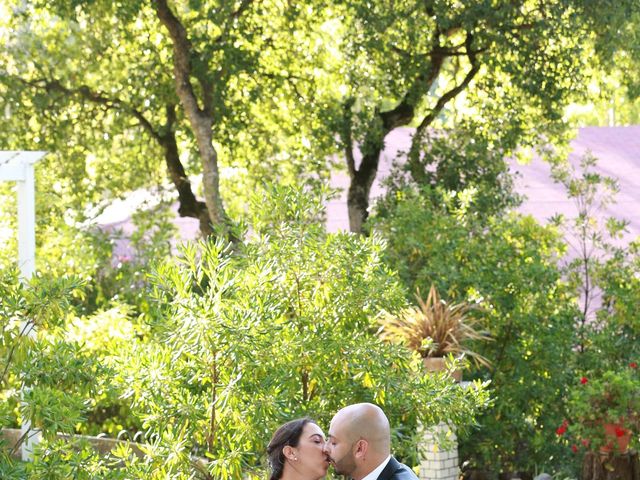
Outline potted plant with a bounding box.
[378,284,491,381]
[561,364,640,455]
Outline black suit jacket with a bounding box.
[377,456,419,480]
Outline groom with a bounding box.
[324,403,419,480]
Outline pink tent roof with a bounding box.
[327,126,640,245]
[100,126,640,259]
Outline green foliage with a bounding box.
[0,2,637,479]
[544,154,640,466]
[4,0,636,239]
[0,454,26,479]
[0,257,164,477]
[318,0,640,232]
[65,305,146,437]
[567,2,640,127]
[371,186,578,474]
[26,438,119,480]
[586,241,640,369]
[1,186,177,316]
[0,0,340,237]
[108,185,491,479]
[373,149,640,477]
[0,269,106,473]
[400,118,522,218]
[563,366,640,453]
[88,202,177,312]
[551,155,640,371]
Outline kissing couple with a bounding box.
[267,403,419,480]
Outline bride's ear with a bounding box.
[283,445,298,462]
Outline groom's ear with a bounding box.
[354,439,368,459]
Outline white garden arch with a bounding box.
[0,151,45,279]
[0,150,46,460]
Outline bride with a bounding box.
[267,417,330,480]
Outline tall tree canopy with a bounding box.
[328,0,640,232]
[1,0,639,237]
[0,0,337,237]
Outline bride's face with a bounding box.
[289,422,330,479]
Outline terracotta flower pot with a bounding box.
[599,422,632,454]
[422,357,462,382]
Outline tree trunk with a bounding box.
[192,117,228,229]
[347,151,380,233]
[343,32,478,234]
[583,451,640,480]
[154,0,231,237]
[159,132,212,237]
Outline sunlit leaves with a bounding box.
[372,186,578,472]
[108,185,490,477]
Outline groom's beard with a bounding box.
[331,450,357,477]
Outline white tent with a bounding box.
[0,150,45,460]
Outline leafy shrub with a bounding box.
[66,305,147,437]
[0,269,107,474]
[1,193,176,317]
[2,186,491,479]
[549,156,640,468]
[562,366,640,454]
[371,186,578,475]
[110,185,491,479]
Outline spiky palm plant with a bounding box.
[379,284,491,368]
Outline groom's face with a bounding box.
[325,417,357,476]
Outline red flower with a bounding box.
[614,426,627,438]
[580,377,588,384]
[581,439,590,447]
[630,362,638,369]
[571,444,578,453]
[556,424,567,435]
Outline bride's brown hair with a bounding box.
[267,417,315,480]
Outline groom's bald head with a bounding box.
[333,403,391,452]
[325,403,391,479]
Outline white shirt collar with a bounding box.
[361,455,391,480]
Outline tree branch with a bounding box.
[379,33,447,133]
[210,0,256,47]
[341,98,356,178]
[9,426,40,457]
[260,71,311,102]
[415,33,481,134]
[1,322,31,388]
[153,0,211,116]
[407,33,481,184]
[154,0,232,236]
[10,73,213,234]
[159,105,212,235]
[231,0,254,19]
[11,75,162,141]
